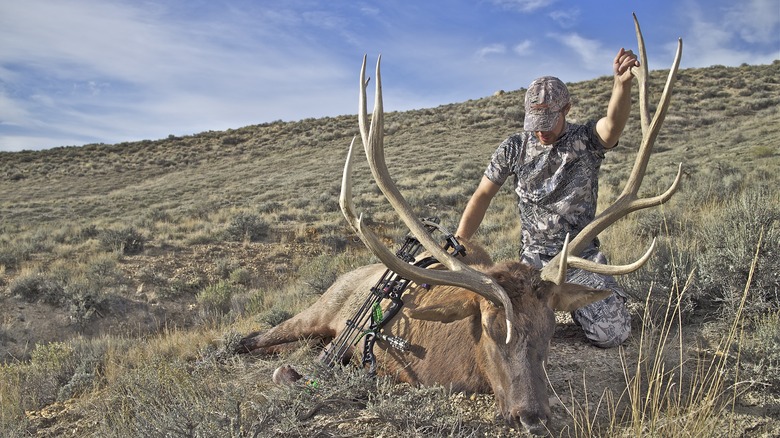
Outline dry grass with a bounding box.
[561,231,766,438]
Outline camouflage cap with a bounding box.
[523,76,570,132]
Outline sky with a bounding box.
[1,0,778,152]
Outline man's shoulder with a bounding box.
[504,131,532,143]
[496,132,532,154]
[562,120,603,153]
[565,120,597,136]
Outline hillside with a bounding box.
[1,61,779,437]
[3,63,778,225]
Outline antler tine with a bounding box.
[632,12,650,135]
[567,238,656,276]
[540,15,683,284]
[358,55,371,148]
[344,55,516,343]
[622,14,683,199]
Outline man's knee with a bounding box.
[588,323,631,348]
[572,293,631,348]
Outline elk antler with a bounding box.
[540,14,684,285]
[340,55,516,343]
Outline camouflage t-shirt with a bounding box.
[484,121,606,256]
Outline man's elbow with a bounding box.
[595,120,623,149]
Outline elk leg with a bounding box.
[237,309,336,353]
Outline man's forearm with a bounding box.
[597,79,633,148]
[456,199,488,240]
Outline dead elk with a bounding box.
[239,15,683,435]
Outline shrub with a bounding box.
[215,257,239,279]
[296,255,339,294]
[8,273,65,305]
[751,145,775,158]
[0,239,34,270]
[229,267,253,286]
[224,213,269,242]
[98,227,146,254]
[57,355,100,401]
[257,201,283,214]
[85,254,121,288]
[262,308,293,327]
[229,289,266,317]
[77,224,100,241]
[93,359,247,437]
[197,281,237,316]
[0,342,80,417]
[319,234,348,252]
[619,237,699,320]
[694,188,779,316]
[741,311,780,393]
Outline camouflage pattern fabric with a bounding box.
[520,246,631,348]
[524,76,571,132]
[485,121,606,256]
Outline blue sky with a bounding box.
[1,0,778,152]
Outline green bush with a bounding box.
[0,239,35,270]
[224,213,269,242]
[197,280,237,316]
[229,267,253,286]
[262,307,293,327]
[245,291,267,316]
[64,281,106,325]
[296,254,339,294]
[694,189,780,316]
[85,255,121,288]
[8,273,65,305]
[0,342,80,417]
[98,227,146,254]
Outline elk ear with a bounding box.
[407,297,479,323]
[547,283,612,312]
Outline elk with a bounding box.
[240,15,682,435]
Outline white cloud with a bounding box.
[0,0,360,150]
[548,8,580,28]
[491,0,558,13]
[477,44,507,58]
[552,33,610,71]
[724,0,780,44]
[513,40,534,56]
[678,0,780,67]
[0,90,30,127]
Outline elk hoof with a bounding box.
[235,333,262,354]
[272,364,304,386]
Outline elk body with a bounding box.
[240,15,682,435]
[241,243,608,433]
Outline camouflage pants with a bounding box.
[520,246,631,348]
